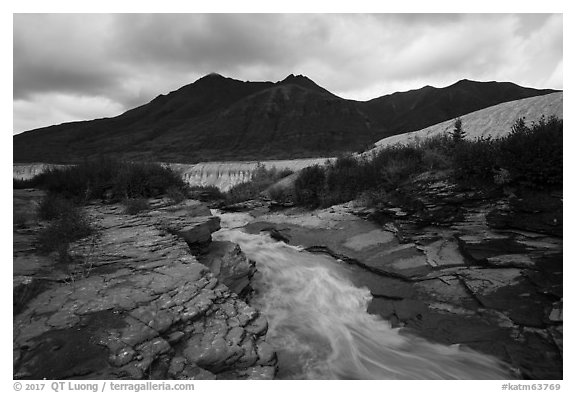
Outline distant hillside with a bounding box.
[370,92,563,151]
[13,73,558,164]
[359,79,557,138]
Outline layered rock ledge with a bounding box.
[244,175,562,379]
[13,196,276,380]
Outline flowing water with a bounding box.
[213,211,512,380]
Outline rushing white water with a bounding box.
[214,212,512,380]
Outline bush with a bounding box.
[167,186,186,204]
[453,136,498,182]
[122,198,150,215]
[294,165,326,207]
[14,177,42,189]
[188,185,226,202]
[268,186,293,204]
[415,134,454,170]
[225,164,294,204]
[498,116,562,187]
[452,116,562,188]
[37,208,94,262]
[27,158,187,202]
[112,161,186,199]
[289,115,561,209]
[37,193,77,221]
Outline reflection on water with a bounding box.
[213,211,512,380]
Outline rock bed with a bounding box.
[246,177,562,379]
[13,199,276,380]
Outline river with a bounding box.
[212,211,513,380]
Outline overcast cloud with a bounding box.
[13,13,563,134]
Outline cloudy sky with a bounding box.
[13,13,562,134]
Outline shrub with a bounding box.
[294,165,326,207]
[167,186,186,204]
[111,161,186,199]
[225,164,294,204]
[122,198,150,215]
[188,185,225,201]
[37,193,77,221]
[29,158,187,202]
[452,136,498,182]
[14,177,42,189]
[37,208,94,262]
[289,115,561,210]
[416,134,454,170]
[498,116,562,187]
[452,115,562,188]
[268,186,292,203]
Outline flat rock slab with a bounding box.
[343,229,396,251]
[346,267,415,300]
[418,239,466,267]
[362,244,432,278]
[456,235,529,262]
[13,201,276,380]
[248,210,434,280]
[459,268,550,327]
[414,276,478,309]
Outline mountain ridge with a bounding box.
[14,74,559,163]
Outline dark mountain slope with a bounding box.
[360,79,558,137]
[148,83,375,161]
[13,74,558,163]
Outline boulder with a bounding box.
[200,241,255,296]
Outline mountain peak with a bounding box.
[281,73,310,82]
[278,74,337,97]
[204,72,224,78]
[192,72,230,85]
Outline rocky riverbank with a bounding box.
[13,192,276,380]
[242,172,563,379]
[13,171,563,379]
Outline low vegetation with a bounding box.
[225,164,293,204]
[289,115,562,208]
[188,185,226,202]
[36,198,95,262]
[27,159,187,202]
[13,177,43,189]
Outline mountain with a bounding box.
[359,79,559,137]
[368,92,563,152]
[13,74,558,163]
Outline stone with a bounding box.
[167,331,185,344]
[459,269,550,327]
[226,327,245,346]
[485,254,536,268]
[255,342,276,366]
[183,337,243,373]
[548,300,563,322]
[200,241,254,295]
[245,315,268,336]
